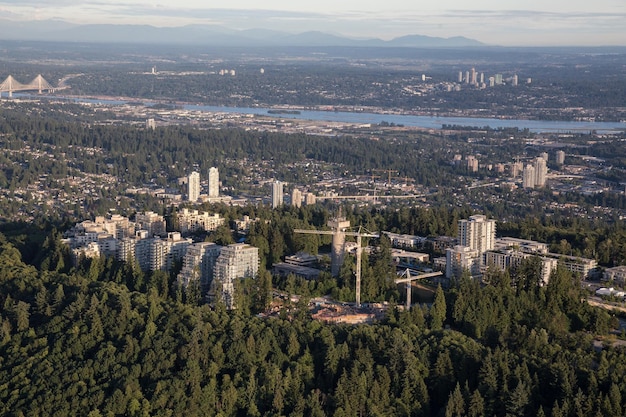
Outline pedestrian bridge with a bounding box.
[0,75,55,97]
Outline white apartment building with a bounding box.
[485,250,558,285]
[523,164,536,189]
[535,157,547,187]
[208,167,219,198]
[135,211,166,237]
[291,188,302,208]
[446,245,481,279]
[177,242,222,293]
[188,171,200,202]
[458,215,496,254]
[178,209,225,233]
[212,243,259,309]
[272,180,283,208]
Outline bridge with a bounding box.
[0,75,55,97]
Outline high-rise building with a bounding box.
[495,74,503,85]
[512,74,518,86]
[305,192,316,206]
[212,243,259,309]
[188,171,200,202]
[272,180,283,208]
[457,215,496,255]
[540,152,549,162]
[177,242,222,294]
[291,188,302,208]
[556,150,565,165]
[466,155,479,172]
[523,164,535,189]
[534,157,547,188]
[208,167,219,198]
[465,71,470,84]
[458,71,463,83]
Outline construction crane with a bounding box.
[395,269,443,309]
[372,169,397,184]
[391,176,416,183]
[295,218,378,307]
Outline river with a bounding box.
[15,94,626,134]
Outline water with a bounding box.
[14,94,626,134]
[184,105,626,134]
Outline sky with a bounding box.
[0,1,625,46]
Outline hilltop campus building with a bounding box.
[444,215,597,283]
[64,212,258,309]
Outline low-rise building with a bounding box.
[178,208,225,233]
[603,266,626,286]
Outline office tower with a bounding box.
[489,77,495,87]
[471,68,477,85]
[512,74,518,86]
[291,188,302,208]
[208,167,219,198]
[465,71,470,84]
[556,150,565,165]
[534,157,547,187]
[458,214,496,254]
[480,73,485,84]
[188,171,200,202]
[495,74,503,85]
[458,71,463,83]
[272,180,283,208]
[212,243,259,309]
[523,164,536,189]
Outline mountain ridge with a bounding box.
[0,19,485,47]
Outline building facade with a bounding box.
[188,171,200,202]
[272,180,283,208]
[177,242,222,293]
[212,243,260,309]
[458,215,496,254]
[178,209,225,233]
[208,167,219,198]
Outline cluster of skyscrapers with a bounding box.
[457,68,521,88]
[185,167,220,202]
[522,155,548,189]
[271,180,315,209]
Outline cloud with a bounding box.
[0,2,622,45]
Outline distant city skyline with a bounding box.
[0,1,624,46]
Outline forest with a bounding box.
[0,75,625,415]
[0,213,624,417]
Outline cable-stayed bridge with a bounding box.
[0,75,56,97]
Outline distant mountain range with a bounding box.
[0,20,484,48]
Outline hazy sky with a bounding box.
[0,0,625,46]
